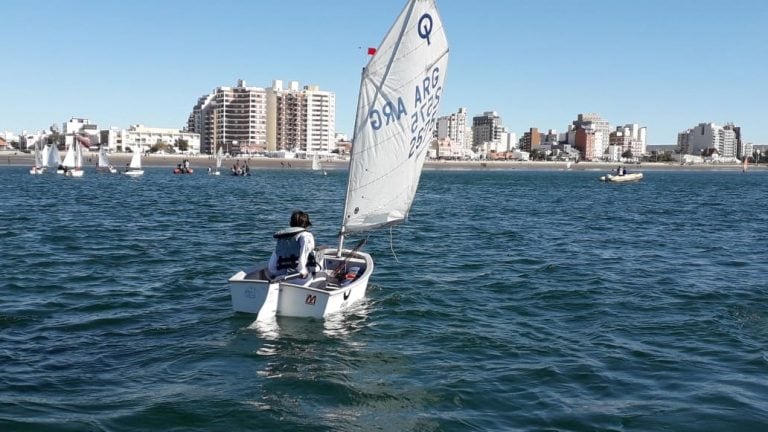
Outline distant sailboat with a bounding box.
[311,154,328,175]
[311,154,327,175]
[49,144,62,173]
[210,147,223,175]
[62,135,87,177]
[29,142,45,175]
[97,146,117,173]
[229,0,449,319]
[743,157,749,173]
[124,144,144,176]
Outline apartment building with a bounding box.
[677,122,738,158]
[100,125,200,153]
[436,107,468,150]
[188,79,335,155]
[187,80,268,155]
[266,80,336,154]
[472,111,504,151]
[608,124,647,161]
[569,113,611,160]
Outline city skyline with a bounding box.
[2,0,766,145]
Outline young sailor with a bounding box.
[267,210,319,280]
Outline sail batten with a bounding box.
[341,0,448,234]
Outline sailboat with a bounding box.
[229,0,449,319]
[210,146,223,175]
[62,135,86,177]
[49,144,62,173]
[29,142,45,175]
[311,153,327,176]
[96,146,116,173]
[124,144,144,176]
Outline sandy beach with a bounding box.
[1,150,761,172]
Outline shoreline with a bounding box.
[0,151,762,171]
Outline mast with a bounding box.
[337,66,368,256]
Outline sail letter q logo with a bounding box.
[418,14,433,45]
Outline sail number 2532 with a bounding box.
[408,66,442,159]
[367,66,443,160]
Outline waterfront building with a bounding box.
[570,113,611,160]
[519,127,542,153]
[188,79,335,156]
[266,80,336,154]
[608,124,647,161]
[677,122,738,159]
[471,111,504,151]
[724,123,745,158]
[437,107,468,150]
[63,117,99,147]
[100,125,200,154]
[187,80,268,155]
[574,127,597,161]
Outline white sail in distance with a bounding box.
[62,143,76,168]
[98,147,110,167]
[41,145,51,168]
[342,0,449,233]
[129,145,142,169]
[48,145,61,167]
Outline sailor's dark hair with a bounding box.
[290,210,312,228]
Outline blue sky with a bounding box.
[1,0,766,145]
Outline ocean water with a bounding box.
[1,166,767,431]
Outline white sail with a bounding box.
[98,147,110,167]
[48,145,61,167]
[62,143,76,168]
[341,0,449,233]
[216,147,223,170]
[33,143,44,167]
[41,145,51,167]
[129,145,142,169]
[74,142,84,169]
[312,154,321,171]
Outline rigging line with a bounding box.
[389,226,400,264]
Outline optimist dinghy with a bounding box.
[229,0,449,319]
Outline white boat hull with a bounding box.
[124,169,144,176]
[601,172,643,183]
[65,169,84,177]
[29,167,45,175]
[229,249,373,319]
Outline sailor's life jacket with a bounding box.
[273,227,304,271]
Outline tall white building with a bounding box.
[677,122,737,158]
[188,79,336,155]
[187,80,268,155]
[266,80,336,154]
[436,107,468,149]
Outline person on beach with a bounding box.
[267,210,319,280]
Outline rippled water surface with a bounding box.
[1,166,767,431]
